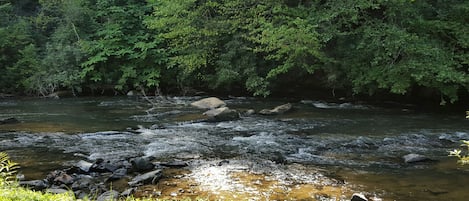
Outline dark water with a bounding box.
[1,97,469,200]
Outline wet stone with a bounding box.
[91,159,119,173]
[130,157,155,172]
[202,107,240,122]
[128,169,162,187]
[107,168,128,181]
[259,103,292,115]
[403,153,431,163]
[75,160,93,173]
[53,172,74,185]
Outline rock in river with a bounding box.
[203,107,240,122]
[191,97,226,109]
[130,157,155,173]
[0,117,19,124]
[259,103,292,115]
[128,169,162,187]
[403,153,431,163]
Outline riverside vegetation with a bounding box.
[0,0,468,104]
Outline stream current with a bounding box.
[1,97,469,200]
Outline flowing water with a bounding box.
[1,97,469,200]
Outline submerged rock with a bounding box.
[403,153,431,163]
[0,117,19,125]
[259,103,292,115]
[203,107,240,122]
[191,97,226,109]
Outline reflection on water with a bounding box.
[1,97,469,200]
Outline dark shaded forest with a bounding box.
[1,0,468,104]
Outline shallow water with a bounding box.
[1,97,469,200]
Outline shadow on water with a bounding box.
[1,96,469,200]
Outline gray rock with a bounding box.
[107,168,128,181]
[191,97,226,109]
[403,153,430,163]
[130,157,155,172]
[351,193,368,201]
[203,107,240,122]
[259,103,292,115]
[97,190,120,201]
[128,169,162,187]
[19,180,48,190]
[71,176,93,190]
[53,172,74,185]
[76,160,93,173]
[91,159,118,173]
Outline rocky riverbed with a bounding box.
[2,96,469,200]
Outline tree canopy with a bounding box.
[0,0,467,103]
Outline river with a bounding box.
[1,96,468,200]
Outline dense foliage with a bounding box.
[0,0,468,103]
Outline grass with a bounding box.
[0,181,203,201]
[0,181,76,201]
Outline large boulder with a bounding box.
[259,103,292,115]
[203,107,240,122]
[191,97,226,109]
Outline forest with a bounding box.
[1,0,468,104]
